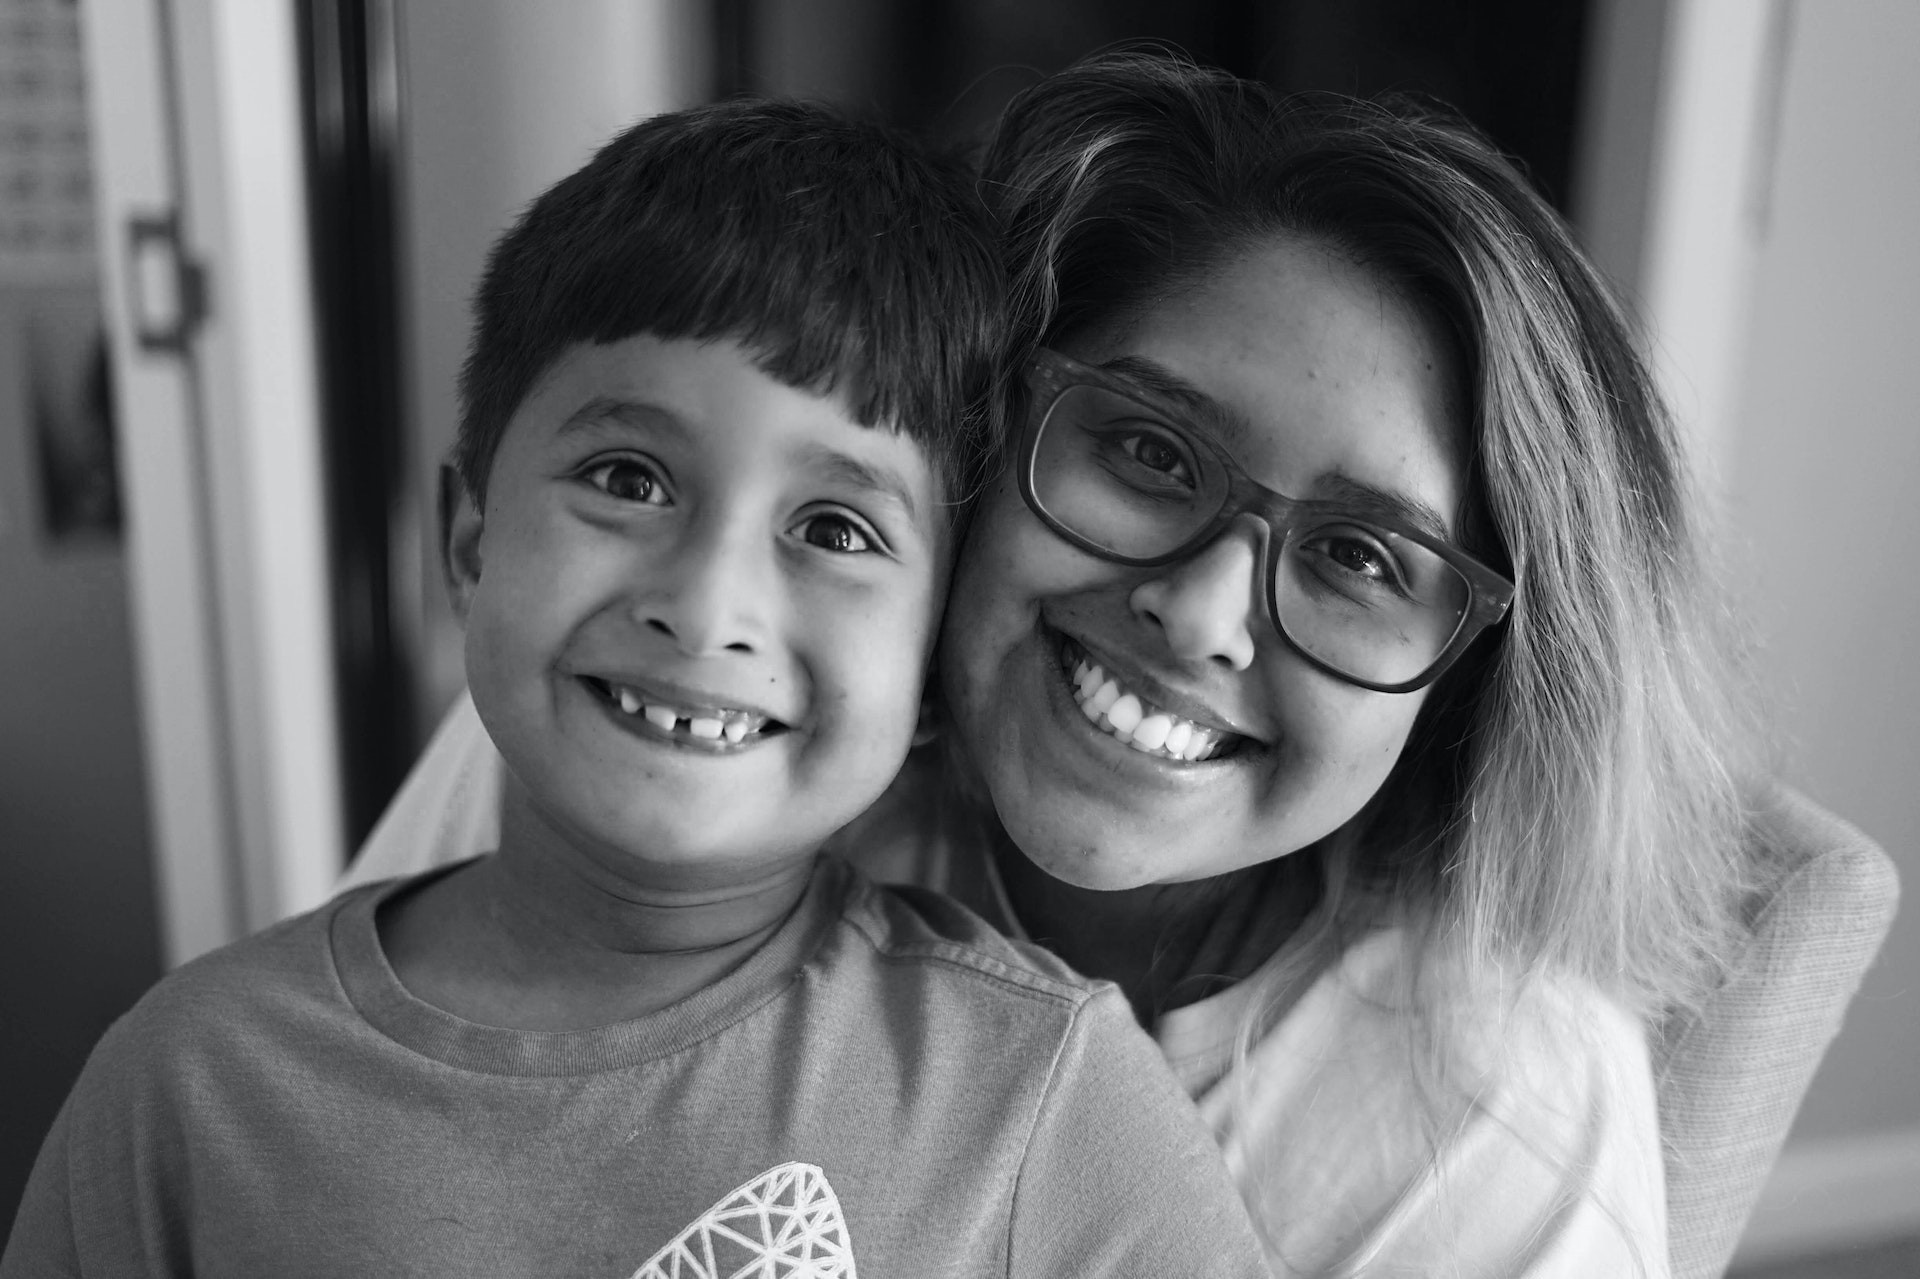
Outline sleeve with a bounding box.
[335,689,504,893]
[0,1095,84,1279]
[1006,988,1271,1279]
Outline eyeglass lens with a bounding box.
[1030,384,1473,686]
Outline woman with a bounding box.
[351,53,1757,1276]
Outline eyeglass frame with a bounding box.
[1015,347,1517,694]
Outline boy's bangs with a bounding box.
[460,102,1004,507]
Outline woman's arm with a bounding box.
[337,691,503,892]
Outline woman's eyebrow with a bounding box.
[1098,357,1453,541]
[1316,474,1452,542]
[1095,356,1251,444]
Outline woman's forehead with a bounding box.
[1065,238,1468,527]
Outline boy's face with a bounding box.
[448,335,946,888]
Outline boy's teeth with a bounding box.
[605,683,765,745]
[1059,646,1231,763]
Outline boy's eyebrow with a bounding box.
[1097,355,1453,541]
[555,396,924,524]
[796,442,923,525]
[557,396,688,441]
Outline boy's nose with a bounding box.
[631,519,772,656]
[1127,515,1264,672]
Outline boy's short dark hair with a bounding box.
[456,98,1005,511]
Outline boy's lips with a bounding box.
[577,674,791,749]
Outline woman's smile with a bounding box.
[1057,633,1242,763]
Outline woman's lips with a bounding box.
[1053,635,1242,763]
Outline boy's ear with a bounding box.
[440,463,484,623]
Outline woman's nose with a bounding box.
[1127,515,1264,671]
[632,517,772,657]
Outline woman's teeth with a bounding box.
[1063,651,1230,762]
[605,682,764,744]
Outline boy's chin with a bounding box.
[602,843,822,896]
[513,782,852,894]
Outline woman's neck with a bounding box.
[991,830,1320,1027]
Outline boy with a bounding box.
[3,102,1269,1276]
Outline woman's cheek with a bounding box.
[1264,676,1428,819]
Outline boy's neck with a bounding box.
[379,798,818,1032]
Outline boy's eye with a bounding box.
[792,511,878,554]
[582,456,670,505]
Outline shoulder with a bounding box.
[1422,935,1655,1134]
[806,862,1146,1082]
[71,890,372,1109]
[39,891,374,1209]
[1308,925,1649,1081]
[1311,926,1658,1164]
[831,864,1108,1011]
[1210,926,1668,1276]
[118,894,353,1032]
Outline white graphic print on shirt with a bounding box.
[628,1162,856,1279]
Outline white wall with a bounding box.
[393,0,707,723]
[1724,0,1920,1134]
[1578,0,1919,1261]
[1718,0,1920,1260]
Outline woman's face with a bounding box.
[940,237,1468,889]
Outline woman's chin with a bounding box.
[992,788,1216,891]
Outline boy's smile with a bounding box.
[448,334,946,891]
[579,672,781,750]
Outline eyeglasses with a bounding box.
[1017,348,1515,693]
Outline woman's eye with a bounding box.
[1327,537,1388,577]
[1119,429,1194,482]
[1088,421,1197,492]
[1125,432,1187,476]
[794,512,876,554]
[1303,525,1407,593]
[582,457,669,505]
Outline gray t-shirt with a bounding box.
[3,857,1269,1278]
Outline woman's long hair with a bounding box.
[979,50,1762,1039]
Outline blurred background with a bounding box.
[0,0,1913,1269]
